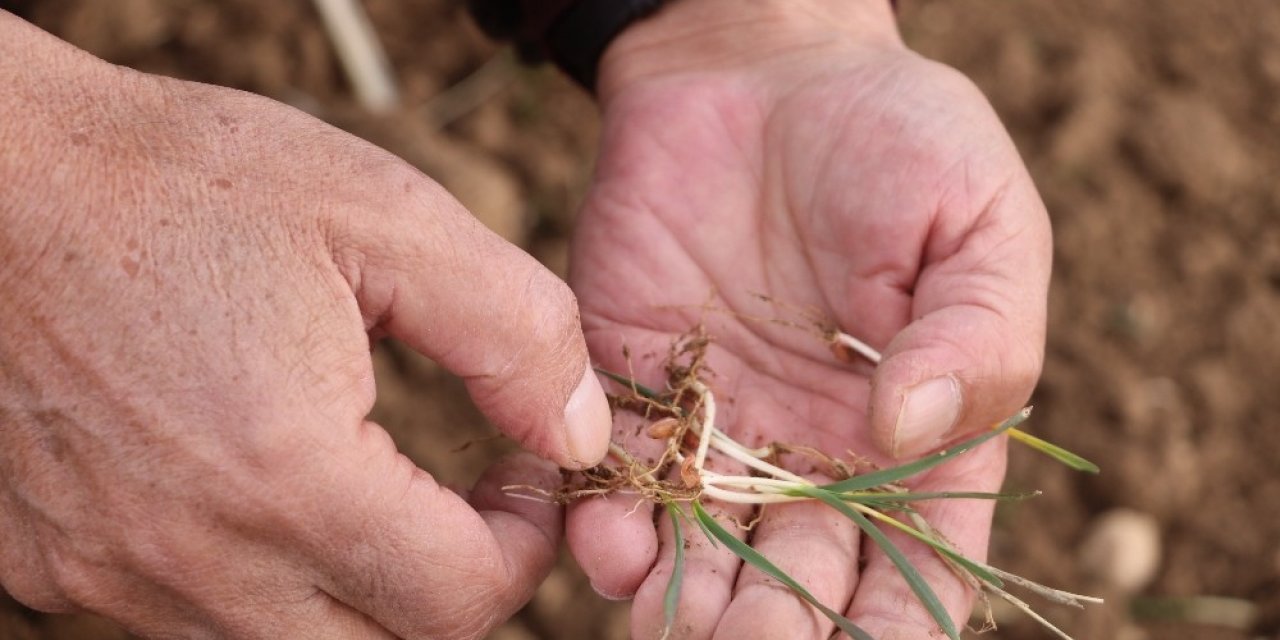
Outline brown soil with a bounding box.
[3,1,1278,639]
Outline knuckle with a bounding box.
[437,580,512,640]
[510,268,583,369]
[478,265,583,390]
[1003,333,1045,395]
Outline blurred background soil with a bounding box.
[2,0,1278,638]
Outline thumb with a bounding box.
[330,167,611,469]
[869,190,1051,459]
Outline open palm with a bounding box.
[567,45,1051,640]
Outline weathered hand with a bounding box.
[566,1,1051,638]
[0,12,612,639]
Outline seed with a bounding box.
[679,456,700,489]
[647,417,680,440]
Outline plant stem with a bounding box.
[691,381,716,474]
[311,0,399,112]
[834,330,882,364]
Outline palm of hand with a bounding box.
[569,52,1047,639]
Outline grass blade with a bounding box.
[1008,428,1100,473]
[824,407,1031,493]
[790,488,961,640]
[662,503,685,640]
[594,367,663,400]
[841,490,1040,505]
[690,502,873,640]
[800,487,1003,588]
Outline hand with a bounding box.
[0,13,612,639]
[565,1,1051,638]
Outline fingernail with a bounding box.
[564,366,612,467]
[891,375,962,458]
[591,582,632,602]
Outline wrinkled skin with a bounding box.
[0,0,1052,637]
[566,2,1051,638]
[0,12,613,639]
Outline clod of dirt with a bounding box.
[1079,508,1163,592]
[1128,91,1253,202]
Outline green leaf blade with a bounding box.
[800,487,1004,588]
[594,367,662,400]
[1008,427,1100,473]
[793,487,962,640]
[690,502,874,640]
[824,407,1031,493]
[661,503,685,640]
[841,490,1040,505]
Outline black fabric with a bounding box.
[545,0,666,91]
[468,0,666,91]
[467,0,577,58]
[467,0,524,39]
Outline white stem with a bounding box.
[707,437,809,484]
[700,484,808,505]
[701,474,805,490]
[691,381,717,474]
[835,331,882,364]
[311,0,399,112]
[711,430,772,458]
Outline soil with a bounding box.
[2,0,1278,639]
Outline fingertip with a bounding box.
[566,494,658,599]
[560,366,613,469]
[869,350,957,459]
[888,373,963,458]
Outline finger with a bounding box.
[126,577,396,640]
[868,177,1051,458]
[309,431,563,640]
[567,328,675,599]
[467,451,565,585]
[566,408,661,599]
[630,456,753,640]
[845,436,1007,638]
[329,169,610,469]
[207,589,396,640]
[274,592,397,640]
[712,478,859,640]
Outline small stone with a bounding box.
[1079,508,1162,592]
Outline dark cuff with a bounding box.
[468,0,666,91]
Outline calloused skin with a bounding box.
[0,11,615,640]
[566,1,1051,638]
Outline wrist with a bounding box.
[596,0,902,102]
